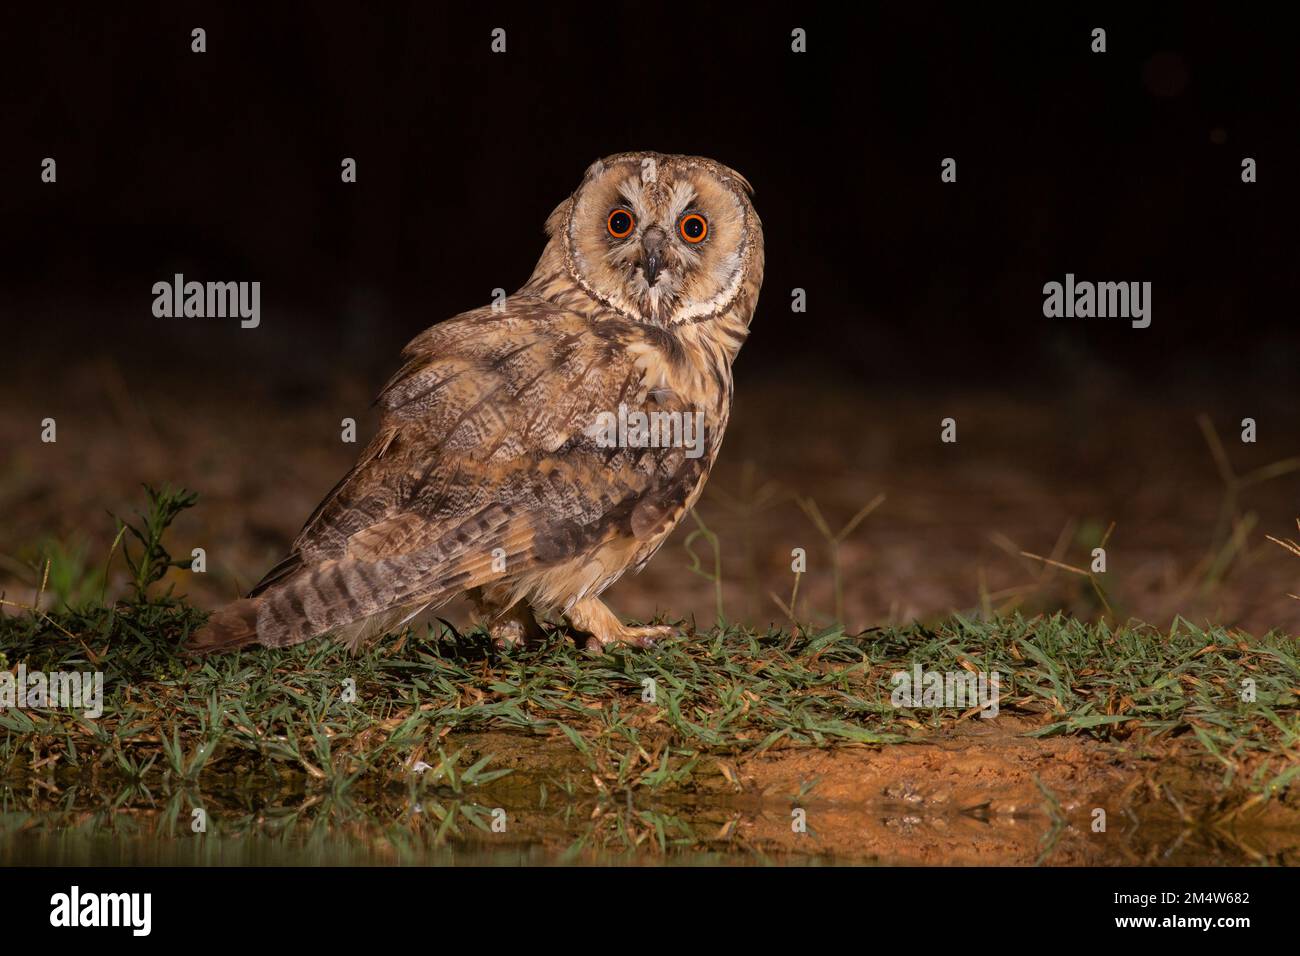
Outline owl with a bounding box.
[187,152,764,654]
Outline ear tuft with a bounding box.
[725,167,755,197]
[544,197,572,237]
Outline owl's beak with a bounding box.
[640,227,667,285]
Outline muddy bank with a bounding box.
[5,721,1297,865]
[442,724,1300,865]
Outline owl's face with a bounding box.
[556,153,762,327]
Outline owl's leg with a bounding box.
[468,586,545,650]
[565,596,674,652]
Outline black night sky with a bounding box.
[3,2,1297,398]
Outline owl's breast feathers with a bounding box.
[188,295,738,652]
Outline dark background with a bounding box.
[4,1,1296,395]
[3,2,1298,636]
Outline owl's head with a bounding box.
[542,152,763,327]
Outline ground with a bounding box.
[4,355,1300,637]
[2,528,1297,864]
[2,363,1299,864]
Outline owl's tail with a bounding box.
[182,559,476,655]
[185,597,263,655]
[184,516,531,655]
[184,592,432,655]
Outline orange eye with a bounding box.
[679,213,708,243]
[607,208,635,239]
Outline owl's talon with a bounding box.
[490,620,529,651]
[626,624,675,648]
[471,587,546,651]
[580,622,675,653]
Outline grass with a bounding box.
[2,488,1299,862]
[3,586,1298,797]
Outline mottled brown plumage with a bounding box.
[187,152,764,654]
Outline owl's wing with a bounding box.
[236,295,706,648]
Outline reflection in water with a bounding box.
[3,776,1291,867]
